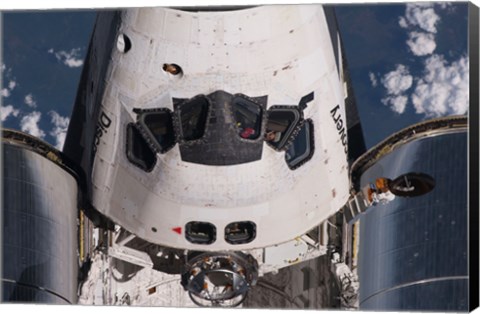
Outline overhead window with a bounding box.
[185,221,216,245]
[224,221,256,245]
[265,107,301,150]
[126,123,156,172]
[285,120,314,169]
[116,33,132,53]
[232,96,262,140]
[179,96,209,141]
[138,110,176,153]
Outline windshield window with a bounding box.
[266,108,301,149]
[140,110,176,153]
[285,120,314,169]
[126,123,156,171]
[179,97,209,141]
[232,97,262,140]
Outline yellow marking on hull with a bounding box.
[79,211,85,262]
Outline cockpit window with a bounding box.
[138,110,176,153]
[232,96,262,140]
[265,107,301,150]
[179,96,209,141]
[285,119,314,169]
[126,123,157,172]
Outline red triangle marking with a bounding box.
[172,227,182,235]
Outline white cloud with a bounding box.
[438,2,452,10]
[20,111,45,138]
[1,105,20,121]
[380,65,413,114]
[1,65,18,100]
[378,3,468,117]
[64,57,83,68]
[411,54,469,117]
[24,94,37,108]
[1,80,17,98]
[48,48,84,68]
[1,88,11,98]
[1,64,13,78]
[381,65,413,96]
[369,72,378,87]
[399,3,440,33]
[49,111,70,150]
[381,95,408,114]
[406,31,436,56]
[399,4,443,58]
[8,80,16,90]
[1,64,11,76]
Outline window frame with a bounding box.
[231,94,264,141]
[125,123,157,172]
[284,119,315,170]
[185,221,217,245]
[175,95,211,143]
[224,221,257,245]
[136,108,177,154]
[265,106,303,151]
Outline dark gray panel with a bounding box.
[358,131,468,311]
[2,143,79,304]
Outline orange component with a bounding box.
[163,63,181,75]
[367,188,374,203]
[375,177,390,193]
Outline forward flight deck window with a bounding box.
[179,97,209,141]
[266,108,301,150]
[138,110,176,153]
[126,123,157,171]
[233,97,262,140]
[285,119,314,169]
